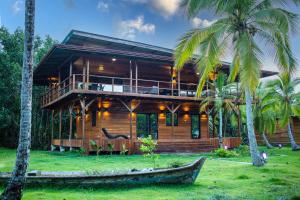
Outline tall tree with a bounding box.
[1,0,35,199]
[200,72,238,148]
[253,83,276,148]
[265,74,300,151]
[174,0,298,166]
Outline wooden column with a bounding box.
[80,98,86,148]
[119,99,141,154]
[178,70,181,96]
[59,108,63,151]
[171,66,174,96]
[135,62,138,93]
[82,59,86,89]
[166,103,181,139]
[58,70,61,97]
[69,61,73,91]
[68,104,74,151]
[130,60,133,93]
[86,59,90,89]
[51,110,54,146]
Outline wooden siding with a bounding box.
[257,117,300,145]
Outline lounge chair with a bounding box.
[101,128,129,139]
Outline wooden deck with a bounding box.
[52,137,241,154]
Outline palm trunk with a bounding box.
[245,88,264,166]
[1,1,35,199]
[262,132,273,149]
[287,121,300,151]
[218,109,223,148]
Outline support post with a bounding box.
[80,98,86,149]
[165,103,181,139]
[135,62,138,93]
[130,60,132,93]
[68,104,74,151]
[178,70,180,96]
[82,59,86,89]
[171,66,174,96]
[69,61,73,91]
[51,110,54,151]
[86,59,90,89]
[119,99,141,154]
[59,108,64,152]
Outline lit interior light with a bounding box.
[112,58,117,62]
[224,145,228,150]
[196,72,200,75]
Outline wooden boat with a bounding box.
[0,157,206,187]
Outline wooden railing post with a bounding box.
[112,78,114,92]
[72,74,75,90]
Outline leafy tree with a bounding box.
[139,135,159,168]
[200,72,239,147]
[265,74,300,151]
[253,83,276,148]
[174,0,299,166]
[1,0,35,199]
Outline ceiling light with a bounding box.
[112,58,117,62]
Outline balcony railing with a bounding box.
[41,74,199,106]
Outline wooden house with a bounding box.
[33,30,279,154]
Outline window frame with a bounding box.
[191,114,201,139]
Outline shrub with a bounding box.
[214,148,238,158]
[139,135,159,168]
[234,145,250,156]
[107,143,114,155]
[89,140,102,156]
[120,143,128,155]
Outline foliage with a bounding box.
[89,140,102,156]
[214,148,238,158]
[234,145,250,156]
[107,143,114,155]
[78,147,86,155]
[120,143,128,155]
[0,26,58,149]
[139,135,159,168]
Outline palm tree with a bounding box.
[174,0,298,166]
[253,83,276,148]
[200,72,238,148]
[265,74,300,151]
[1,0,35,199]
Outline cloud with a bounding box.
[118,15,155,40]
[11,0,22,14]
[191,17,216,28]
[123,0,181,18]
[97,1,110,12]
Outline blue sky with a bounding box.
[0,0,300,76]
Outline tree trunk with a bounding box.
[245,88,264,166]
[287,121,300,151]
[262,132,273,149]
[1,0,35,199]
[218,109,223,148]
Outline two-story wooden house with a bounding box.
[34,30,278,154]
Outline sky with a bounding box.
[0,0,300,77]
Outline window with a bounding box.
[191,115,201,139]
[166,112,178,126]
[137,113,158,139]
[92,110,97,127]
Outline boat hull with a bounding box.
[0,157,206,187]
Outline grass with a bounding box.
[0,147,300,200]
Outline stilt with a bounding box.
[68,103,74,151]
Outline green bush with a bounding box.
[234,145,250,156]
[214,148,238,158]
[139,135,159,168]
[107,143,114,155]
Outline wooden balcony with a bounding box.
[41,74,201,107]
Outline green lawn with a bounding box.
[0,147,300,200]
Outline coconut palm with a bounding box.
[265,74,300,151]
[1,0,35,199]
[253,83,276,148]
[174,0,299,166]
[200,72,239,148]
